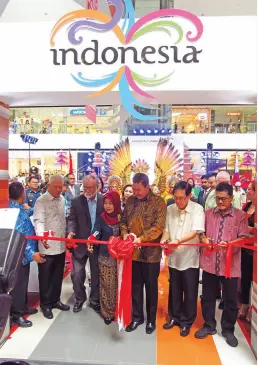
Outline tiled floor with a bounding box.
[0,270,256,365]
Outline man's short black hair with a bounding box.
[133,173,149,187]
[9,182,24,200]
[216,182,233,197]
[173,181,192,196]
[201,175,208,180]
[28,176,39,183]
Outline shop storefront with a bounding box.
[9,106,120,135]
[169,105,257,134]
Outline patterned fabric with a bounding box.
[33,192,66,255]
[9,200,37,265]
[200,206,249,277]
[120,191,166,263]
[98,223,120,267]
[99,262,117,319]
[25,189,41,208]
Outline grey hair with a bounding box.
[216,171,230,183]
[49,175,64,184]
[83,174,98,187]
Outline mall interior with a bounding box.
[0,1,257,365]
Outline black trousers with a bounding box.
[71,252,99,304]
[132,261,160,324]
[168,267,199,328]
[201,271,238,333]
[38,252,65,309]
[241,249,253,305]
[11,263,30,318]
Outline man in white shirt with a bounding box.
[161,181,205,337]
[34,175,70,319]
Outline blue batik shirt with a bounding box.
[9,200,37,265]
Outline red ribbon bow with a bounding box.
[107,236,135,328]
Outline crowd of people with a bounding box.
[8,169,256,349]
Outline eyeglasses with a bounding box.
[83,186,96,191]
[216,197,231,202]
[69,178,75,180]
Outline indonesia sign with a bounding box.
[50,1,203,121]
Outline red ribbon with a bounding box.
[224,237,257,278]
[107,236,135,327]
[26,232,256,326]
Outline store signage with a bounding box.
[197,113,207,121]
[226,112,241,116]
[70,109,86,116]
[49,2,203,121]
[20,134,39,144]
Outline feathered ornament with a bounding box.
[154,138,183,200]
[132,159,150,175]
[108,137,132,191]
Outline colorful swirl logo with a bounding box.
[50,0,203,122]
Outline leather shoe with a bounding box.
[52,301,70,311]
[218,299,224,310]
[41,308,53,319]
[89,302,101,314]
[222,332,238,347]
[12,316,32,328]
[73,302,84,313]
[125,320,144,332]
[163,319,179,330]
[104,317,114,325]
[180,327,190,337]
[146,322,156,334]
[24,308,38,315]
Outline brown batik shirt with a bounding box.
[120,191,166,263]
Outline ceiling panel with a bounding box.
[174,0,256,15]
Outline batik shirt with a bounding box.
[120,191,166,263]
[9,200,37,265]
[200,206,249,277]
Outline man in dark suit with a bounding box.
[66,173,81,205]
[67,174,103,313]
[197,175,210,207]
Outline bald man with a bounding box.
[205,172,241,210]
[34,175,70,319]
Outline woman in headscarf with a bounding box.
[91,191,121,324]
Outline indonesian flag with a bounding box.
[69,151,73,174]
[232,153,240,185]
[86,105,96,124]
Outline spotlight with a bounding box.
[140,129,144,134]
[168,128,172,133]
[133,129,137,134]
[154,129,158,134]
[161,129,165,134]
[147,129,151,134]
